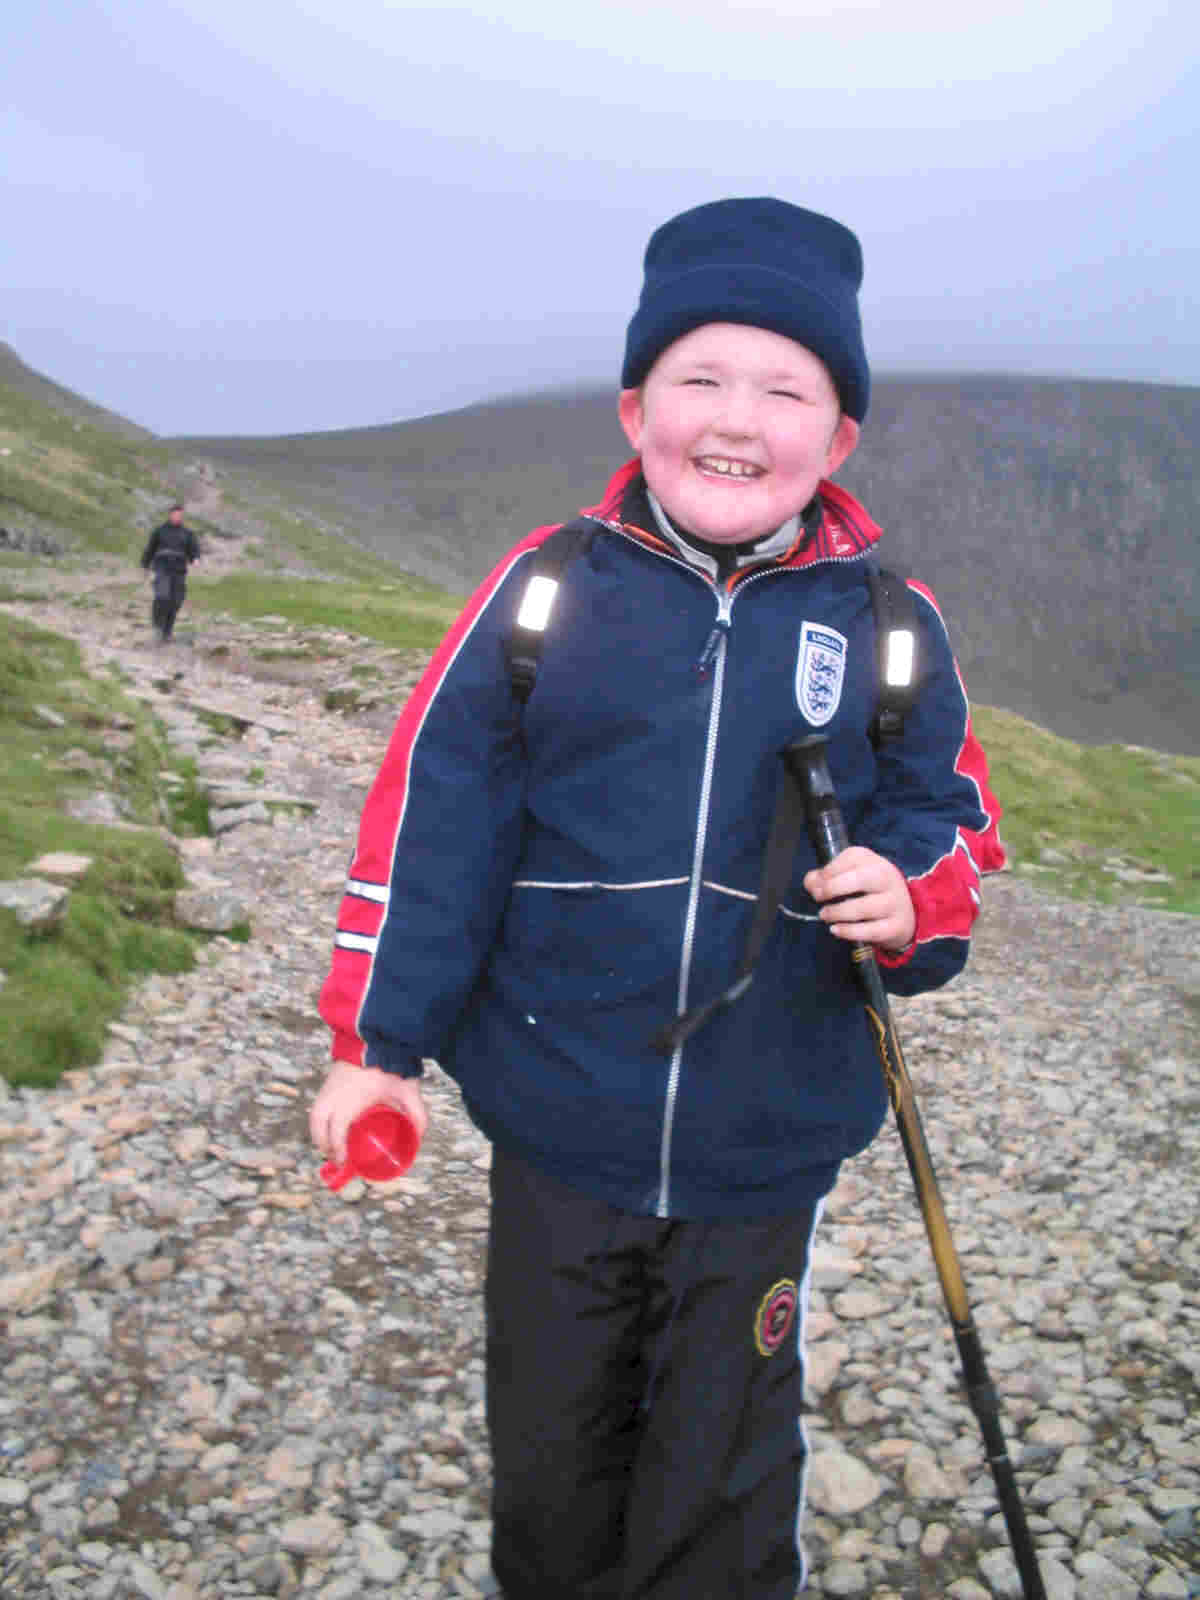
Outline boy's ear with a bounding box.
[617,388,644,453]
[825,414,860,476]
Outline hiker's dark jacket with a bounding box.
[319,460,1005,1220]
[141,521,199,570]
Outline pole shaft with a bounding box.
[783,736,1047,1600]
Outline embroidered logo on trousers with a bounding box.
[754,1278,798,1357]
[795,622,847,727]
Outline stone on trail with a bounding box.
[354,1519,410,1583]
[830,1286,893,1319]
[97,1227,160,1272]
[209,799,271,833]
[0,1256,75,1313]
[173,886,251,932]
[1145,1568,1190,1599]
[277,1510,346,1555]
[26,851,93,878]
[977,1546,1023,1599]
[1037,1555,1078,1600]
[1074,1551,1141,1599]
[822,1559,870,1596]
[903,1445,961,1501]
[806,1443,884,1515]
[0,877,70,930]
[65,790,125,825]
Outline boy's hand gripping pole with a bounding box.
[782,734,1047,1600]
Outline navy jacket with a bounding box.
[141,521,199,569]
[320,462,1004,1219]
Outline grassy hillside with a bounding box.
[0,360,173,557]
[0,341,453,590]
[0,614,198,1086]
[974,707,1199,915]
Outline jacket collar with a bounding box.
[586,458,882,571]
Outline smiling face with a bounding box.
[618,322,860,545]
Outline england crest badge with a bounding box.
[795,622,847,727]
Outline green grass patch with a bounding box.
[164,762,213,834]
[189,571,458,649]
[0,613,202,1087]
[241,502,390,582]
[975,706,1200,914]
[0,375,173,557]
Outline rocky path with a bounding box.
[1,572,1197,1600]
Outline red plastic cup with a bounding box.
[319,1104,421,1191]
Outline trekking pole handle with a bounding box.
[782,734,852,873]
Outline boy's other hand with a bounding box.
[309,1060,429,1164]
[803,847,916,952]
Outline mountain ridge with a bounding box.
[2,342,1195,754]
[176,375,1200,757]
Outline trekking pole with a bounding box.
[782,734,1047,1600]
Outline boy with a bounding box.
[311,197,1005,1598]
[140,503,200,642]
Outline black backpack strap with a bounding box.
[505,517,596,704]
[867,563,920,745]
[651,763,809,1056]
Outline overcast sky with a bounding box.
[4,0,1197,436]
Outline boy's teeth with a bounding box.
[701,457,760,477]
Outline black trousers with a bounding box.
[151,562,187,638]
[486,1147,818,1600]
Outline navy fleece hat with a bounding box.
[622,197,870,421]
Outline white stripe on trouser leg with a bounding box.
[794,1196,825,1589]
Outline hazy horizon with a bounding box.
[165,367,1200,445]
[6,2,1197,437]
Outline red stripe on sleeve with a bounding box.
[337,898,385,939]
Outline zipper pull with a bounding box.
[696,616,730,679]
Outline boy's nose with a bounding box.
[712,388,758,436]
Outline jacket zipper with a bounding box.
[657,569,785,1215]
[607,521,860,1216]
[657,584,732,1215]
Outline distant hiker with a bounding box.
[310,197,1005,1599]
[140,503,199,643]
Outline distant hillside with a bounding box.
[176,389,630,594]
[841,376,1200,759]
[0,342,153,441]
[0,345,397,578]
[180,376,1200,756]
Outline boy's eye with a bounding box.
[682,377,718,387]
[769,389,805,402]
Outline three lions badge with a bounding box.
[796,622,847,727]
